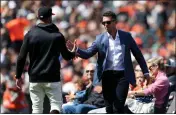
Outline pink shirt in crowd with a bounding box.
[144,71,169,108]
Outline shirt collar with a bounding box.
[107,30,119,39]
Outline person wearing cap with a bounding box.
[66,11,150,113]
[15,6,75,114]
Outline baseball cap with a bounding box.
[165,59,176,68]
[38,6,55,19]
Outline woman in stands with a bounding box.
[128,57,170,113]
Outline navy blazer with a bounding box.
[77,30,149,86]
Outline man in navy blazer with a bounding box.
[67,11,150,113]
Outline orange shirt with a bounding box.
[5,18,30,42]
[2,76,28,109]
[130,84,143,91]
[3,89,28,109]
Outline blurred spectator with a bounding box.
[62,83,104,114]
[16,1,33,18]
[1,26,11,48]
[62,63,96,99]
[62,67,74,83]
[0,48,11,70]
[62,79,86,107]
[165,58,176,91]
[128,57,170,114]
[24,13,37,34]
[72,58,85,76]
[5,18,30,53]
[0,68,9,103]
[62,62,104,114]
[1,69,28,114]
[82,63,96,88]
[119,64,154,114]
[51,0,64,23]
[62,78,78,96]
[129,65,147,92]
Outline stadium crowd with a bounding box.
[0,0,175,114]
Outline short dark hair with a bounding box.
[103,11,117,21]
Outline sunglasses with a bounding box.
[148,64,157,71]
[136,76,144,79]
[135,69,142,72]
[86,70,94,73]
[102,20,114,25]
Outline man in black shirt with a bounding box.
[15,6,75,114]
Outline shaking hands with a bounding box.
[66,40,77,52]
[66,39,80,59]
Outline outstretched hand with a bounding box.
[66,40,79,60]
[66,40,77,52]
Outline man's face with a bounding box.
[85,65,95,80]
[102,16,116,32]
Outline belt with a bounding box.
[104,70,124,75]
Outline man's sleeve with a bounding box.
[129,33,149,76]
[16,33,29,79]
[76,38,99,59]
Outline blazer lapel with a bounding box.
[101,33,109,71]
[118,30,126,62]
[118,30,124,45]
[102,33,109,51]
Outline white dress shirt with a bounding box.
[104,31,125,71]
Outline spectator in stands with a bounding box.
[1,69,28,114]
[128,57,170,113]
[129,65,147,92]
[62,63,104,114]
[5,17,30,53]
[130,64,155,92]
[0,48,11,70]
[62,83,104,114]
[88,65,153,114]
[62,79,86,107]
[165,58,176,91]
[125,65,154,114]
[83,63,96,88]
[62,63,95,106]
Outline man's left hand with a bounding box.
[144,74,150,86]
[15,77,23,90]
